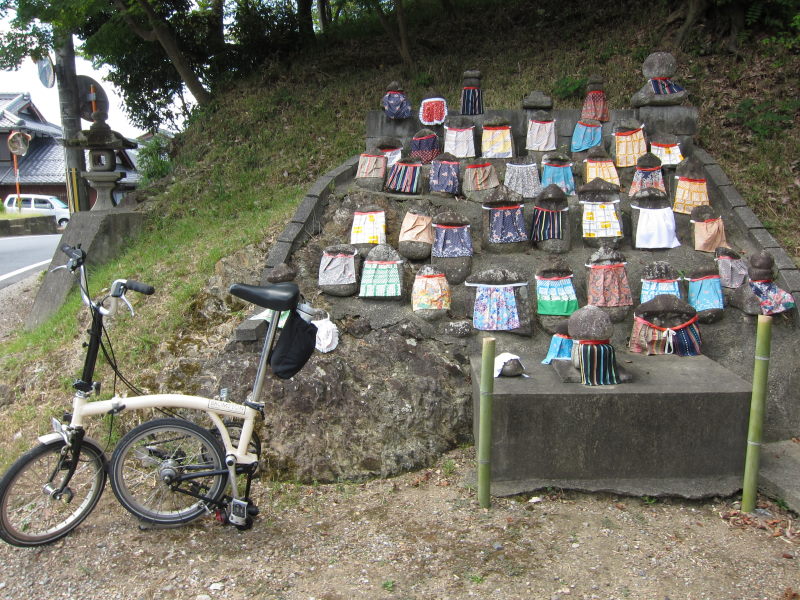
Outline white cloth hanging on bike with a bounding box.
[314,316,339,353]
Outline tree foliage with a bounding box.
[0,0,314,130]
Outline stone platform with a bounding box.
[470,352,752,498]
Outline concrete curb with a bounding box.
[0,216,57,237]
[704,160,800,322]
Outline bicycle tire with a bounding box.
[109,418,228,526]
[0,440,106,547]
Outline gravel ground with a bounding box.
[0,449,798,600]
[1,276,798,600]
[0,272,40,342]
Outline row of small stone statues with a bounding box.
[319,235,793,386]
[339,182,726,262]
[380,52,688,127]
[359,120,687,196]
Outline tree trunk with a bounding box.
[439,0,455,17]
[297,0,315,44]
[395,0,414,73]
[367,0,415,73]
[332,0,346,22]
[116,0,212,106]
[54,33,89,212]
[317,0,331,32]
[208,0,226,53]
[676,0,709,48]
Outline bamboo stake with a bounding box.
[741,314,773,513]
[477,336,496,509]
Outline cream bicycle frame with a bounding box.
[64,392,261,466]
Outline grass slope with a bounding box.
[0,0,798,466]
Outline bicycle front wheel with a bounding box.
[109,418,228,526]
[0,440,106,547]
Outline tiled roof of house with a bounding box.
[0,93,63,138]
[1,92,140,186]
[0,136,65,184]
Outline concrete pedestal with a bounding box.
[471,352,751,498]
[83,171,123,210]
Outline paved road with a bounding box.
[0,234,62,290]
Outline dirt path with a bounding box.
[0,447,798,600]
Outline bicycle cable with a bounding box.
[88,287,185,422]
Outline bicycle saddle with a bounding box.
[229,282,300,311]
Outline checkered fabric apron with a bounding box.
[432,224,473,257]
[429,160,460,194]
[629,316,702,356]
[526,119,556,151]
[399,212,434,244]
[481,126,513,158]
[614,127,647,167]
[486,204,528,243]
[350,210,386,245]
[541,333,573,364]
[359,260,403,298]
[640,279,682,304]
[650,142,684,166]
[570,121,602,152]
[717,256,748,288]
[692,217,728,252]
[673,177,709,214]
[628,166,666,196]
[584,158,620,187]
[530,206,567,241]
[381,91,411,119]
[541,163,575,195]
[687,275,724,311]
[649,78,685,95]
[356,154,387,179]
[581,202,622,238]
[412,273,451,311]
[418,98,448,126]
[633,206,680,249]
[385,161,422,194]
[444,126,476,158]
[580,90,609,122]
[318,250,357,286]
[410,134,439,164]
[577,341,620,386]
[750,281,797,315]
[536,275,579,316]
[504,162,541,198]
[587,263,633,307]
[460,87,483,115]
[462,163,500,192]
[468,283,523,331]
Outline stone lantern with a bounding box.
[70,111,137,210]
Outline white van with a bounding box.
[3,194,71,227]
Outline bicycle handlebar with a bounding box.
[60,244,155,315]
[60,243,86,270]
[122,280,155,296]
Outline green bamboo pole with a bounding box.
[741,315,773,513]
[477,336,496,509]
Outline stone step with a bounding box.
[471,352,752,498]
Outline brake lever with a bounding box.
[120,293,135,317]
[50,264,68,273]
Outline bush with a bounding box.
[137,135,173,186]
[552,76,587,101]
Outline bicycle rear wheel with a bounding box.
[0,440,106,547]
[109,418,228,526]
